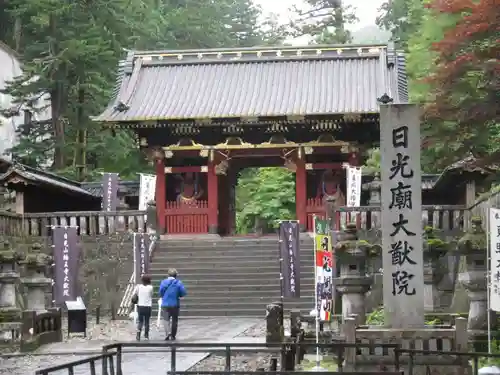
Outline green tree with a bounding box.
[236,168,296,234]
[291,0,358,44]
[376,0,425,47]
[1,0,284,181]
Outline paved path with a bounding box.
[1,318,260,375]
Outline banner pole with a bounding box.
[487,209,492,354]
[313,215,320,369]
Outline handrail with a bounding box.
[35,352,117,375]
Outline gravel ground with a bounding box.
[192,319,280,372]
[0,317,136,375]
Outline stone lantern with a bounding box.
[20,243,53,312]
[456,217,488,337]
[0,241,23,341]
[423,227,449,311]
[333,223,377,325]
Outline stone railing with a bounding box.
[20,309,62,351]
[334,205,466,233]
[0,210,147,237]
[342,317,468,371]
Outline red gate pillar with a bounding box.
[207,160,219,234]
[295,156,307,232]
[155,158,166,233]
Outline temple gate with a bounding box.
[94,43,408,235]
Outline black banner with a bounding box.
[52,226,81,305]
[134,233,151,284]
[102,173,119,211]
[279,221,301,298]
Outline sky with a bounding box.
[254,0,385,31]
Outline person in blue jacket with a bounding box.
[159,268,187,340]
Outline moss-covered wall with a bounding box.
[0,234,134,316]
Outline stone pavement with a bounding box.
[0,318,260,375]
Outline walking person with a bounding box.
[132,274,153,341]
[159,268,187,340]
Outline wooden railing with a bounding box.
[165,200,209,234]
[0,210,147,237]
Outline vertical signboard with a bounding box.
[279,221,301,298]
[380,104,424,328]
[314,217,335,321]
[133,232,151,284]
[53,226,81,305]
[138,173,157,211]
[490,208,500,312]
[102,172,119,211]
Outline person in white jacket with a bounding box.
[133,274,153,340]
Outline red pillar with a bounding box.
[155,158,166,233]
[295,157,307,232]
[207,160,219,234]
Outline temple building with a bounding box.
[94,43,410,235]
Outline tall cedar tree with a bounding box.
[423,0,500,165]
[291,0,357,44]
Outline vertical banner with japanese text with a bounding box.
[490,208,500,312]
[346,165,362,208]
[138,173,157,212]
[314,217,335,321]
[380,104,424,328]
[279,221,301,298]
[102,172,119,211]
[133,232,151,284]
[52,226,81,305]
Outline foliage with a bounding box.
[0,0,287,181]
[363,148,381,175]
[366,307,444,325]
[290,0,358,44]
[376,0,425,47]
[422,0,500,167]
[236,168,296,234]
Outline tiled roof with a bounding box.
[0,163,95,197]
[81,180,139,197]
[94,44,408,122]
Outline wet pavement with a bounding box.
[1,318,261,375]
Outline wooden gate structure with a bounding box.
[94,44,409,235]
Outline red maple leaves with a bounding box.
[422,0,500,163]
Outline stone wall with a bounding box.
[0,233,135,316]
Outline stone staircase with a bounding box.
[149,236,315,317]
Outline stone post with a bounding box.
[266,301,284,344]
[423,227,449,311]
[20,243,53,312]
[146,200,158,234]
[456,217,489,347]
[333,224,374,325]
[0,242,23,342]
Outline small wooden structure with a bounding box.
[0,158,100,214]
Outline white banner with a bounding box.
[490,208,500,312]
[138,173,157,211]
[346,166,362,207]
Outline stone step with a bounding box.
[153,248,314,259]
[152,295,313,304]
[148,282,316,292]
[178,289,315,298]
[152,253,315,261]
[160,307,311,317]
[149,272,315,282]
[149,263,314,277]
[153,300,314,313]
[157,238,314,247]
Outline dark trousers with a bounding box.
[161,306,180,338]
[137,305,152,337]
